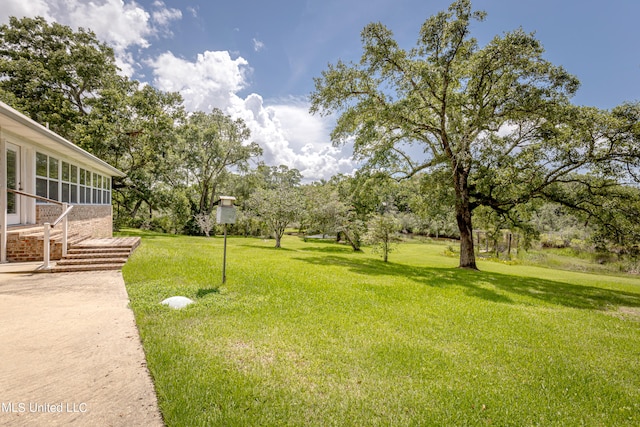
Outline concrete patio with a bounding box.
[0,268,164,426]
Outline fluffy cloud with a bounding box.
[0,0,51,21]
[238,96,355,181]
[1,0,356,181]
[151,1,182,29]
[149,51,355,181]
[0,0,181,76]
[1,0,151,50]
[148,51,250,111]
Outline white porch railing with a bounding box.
[42,203,74,269]
[6,189,73,269]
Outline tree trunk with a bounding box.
[453,168,478,270]
[130,199,143,219]
[207,184,218,214]
[383,239,389,262]
[343,230,362,252]
[199,182,209,214]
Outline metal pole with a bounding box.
[222,223,227,284]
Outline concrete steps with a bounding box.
[52,237,141,273]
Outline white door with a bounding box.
[6,143,20,225]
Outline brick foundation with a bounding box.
[36,205,113,238]
[6,233,62,262]
[6,205,113,262]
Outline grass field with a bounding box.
[121,231,640,426]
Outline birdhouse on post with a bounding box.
[215,196,236,284]
[216,196,236,224]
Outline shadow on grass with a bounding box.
[115,229,186,239]
[295,255,640,311]
[196,288,220,298]
[237,243,295,252]
[296,238,359,254]
[300,246,356,254]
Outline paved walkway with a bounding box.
[0,267,164,426]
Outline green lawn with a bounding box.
[121,231,640,426]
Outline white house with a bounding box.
[0,100,125,263]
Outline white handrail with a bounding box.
[42,203,73,269]
[6,189,74,269]
[52,204,73,227]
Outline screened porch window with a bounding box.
[36,152,112,205]
[61,161,79,203]
[35,152,59,202]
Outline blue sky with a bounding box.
[2,0,639,180]
[147,0,640,107]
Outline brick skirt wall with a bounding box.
[6,205,113,262]
[6,234,62,262]
[36,204,113,238]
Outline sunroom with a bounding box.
[0,100,125,263]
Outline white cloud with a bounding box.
[252,38,265,52]
[186,6,198,19]
[151,1,182,28]
[0,0,182,77]
[0,0,153,51]
[0,0,51,22]
[0,0,355,181]
[228,95,355,181]
[149,51,355,181]
[148,50,250,112]
[69,1,153,51]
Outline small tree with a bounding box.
[194,212,216,237]
[248,187,303,248]
[335,204,366,252]
[364,214,402,262]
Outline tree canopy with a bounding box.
[178,109,262,215]
[1,11,638,267]
[310,0,637,269]
[0,16,122,143]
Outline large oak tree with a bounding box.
[0,16,121,144]
[310,0,633,269]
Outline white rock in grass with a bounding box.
[161,296,194,309]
